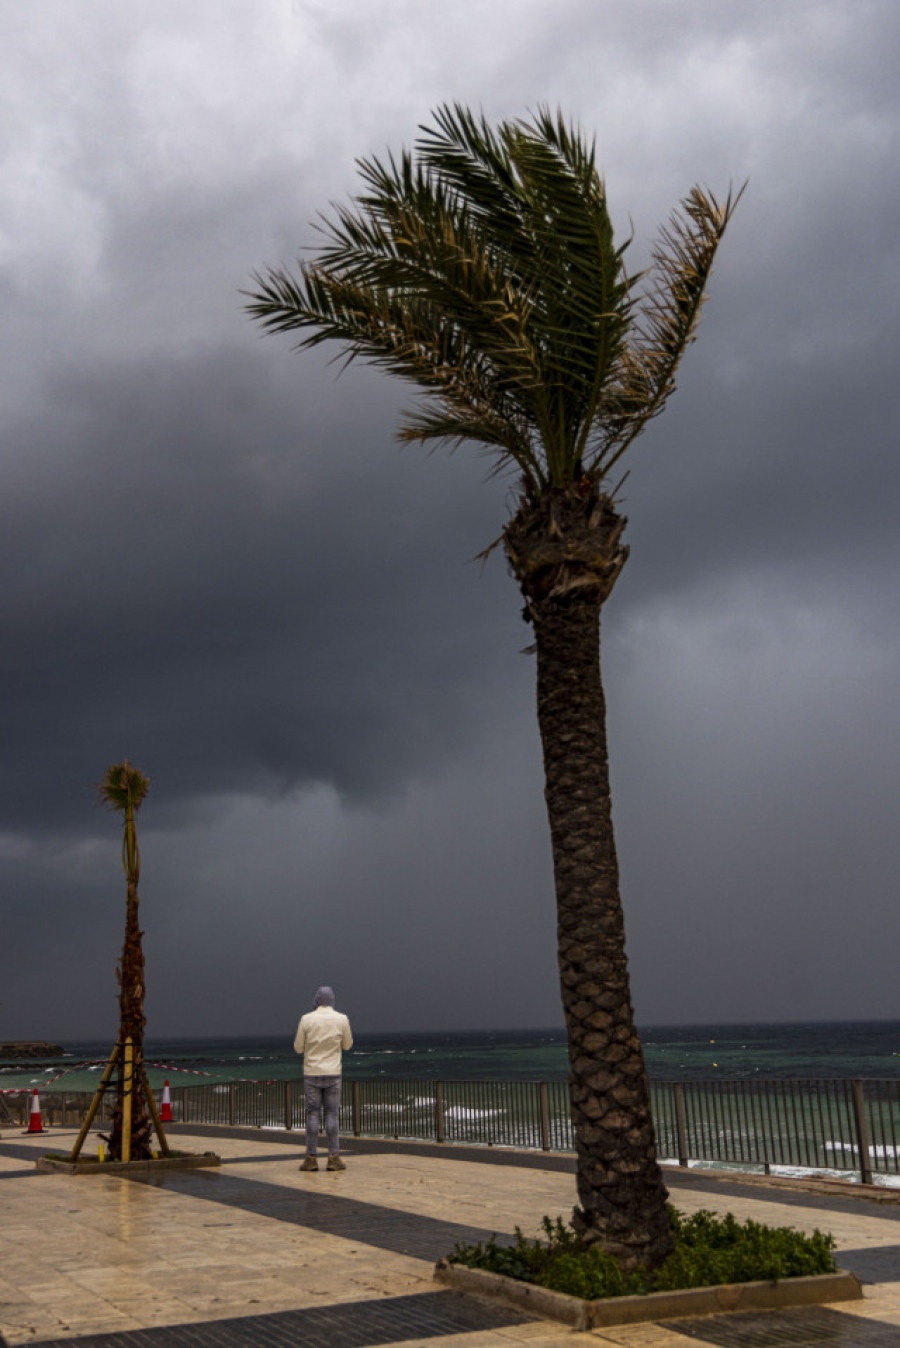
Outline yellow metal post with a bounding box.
[121,1038,133,1163]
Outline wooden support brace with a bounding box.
[69,1043,120,1161]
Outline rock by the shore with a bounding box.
[0,1040,64,1059]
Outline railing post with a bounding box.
[229,1083,235,1127]
[352,1080,361,1137]
[284,1081,292,1131]
[674,1083,689,1168]
[539,1082,551,1151]
[851,1080,873,1185]
[435,1081,445,1143]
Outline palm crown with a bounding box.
[246,105,741,492]
[98,759,149,884]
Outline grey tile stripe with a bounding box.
[9,1300,900,1348]
[0,1140,49,1164]
[128,1166,513,1263]
[15,1122,900,1221]
[169,1123,900,1223]
[835,1243,900,1284]
[663,1304,900,1346]
[664,1171,900,1225]
[1,1289,530,1348]
[130,1165,900,1288]
[128,1163,900,1281]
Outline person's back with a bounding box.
[294,1003,352,1075]
[294,986,352,1171]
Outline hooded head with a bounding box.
[314,986,335,1008]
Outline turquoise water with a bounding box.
[3,1021,900,1095]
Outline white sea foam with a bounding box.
[823,1140,899,1160]
[769,1165,900,1189]
[445,1106,504,1121]
[660,1156,900,1189]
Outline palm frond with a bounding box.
[595,183,745,475]
[245,106,741,490]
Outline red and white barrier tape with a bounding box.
[2,1058,276,1091]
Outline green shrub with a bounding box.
[447,1208,836,1301]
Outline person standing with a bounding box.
[294,986,353,1171]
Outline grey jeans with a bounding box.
[304,1075,341,1155]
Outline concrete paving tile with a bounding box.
[590,1327,696,1346]
[44,1302,137,1325]
[491,1326,597,1342]
[39,1321,144,1342]
[20,1283,99,1306]
[383,1328,609,1347]
[1,1315,71,1347]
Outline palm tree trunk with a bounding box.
[110,878,151,1160]
[505,486,672,1272]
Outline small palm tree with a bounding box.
[98,759,152,1160]
[245,105,741,1270]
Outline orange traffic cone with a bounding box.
[26,1089,44,1134]
[159,1080,173,1122]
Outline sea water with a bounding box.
[3,1021,900,1094]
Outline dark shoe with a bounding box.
[300,1155,319,1172]
[326,1154,346,1171]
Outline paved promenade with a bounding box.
[2,1123,900,1346]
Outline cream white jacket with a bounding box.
[293,1006,353,1076]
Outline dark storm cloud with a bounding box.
[1,0,898,1038]
[1,343,527,832]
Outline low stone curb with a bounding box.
[35,1152,222,1176]
[434,1261,862,1331]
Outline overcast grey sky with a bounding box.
[2,0,898,1042]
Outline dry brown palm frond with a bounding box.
[97,760,150,814]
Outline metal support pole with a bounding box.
[435,1082,445,1143]
[284,1081,293,1131]
[229,1082,235,1127]
[674,1083,689,1168]
[539,1082,551,1151]
[352,1080,361,1137]
[851,1079,873,1185]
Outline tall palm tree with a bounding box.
[98,759,152,1160]
[245,105,740,1271]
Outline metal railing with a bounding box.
[5,1077,899,1185]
